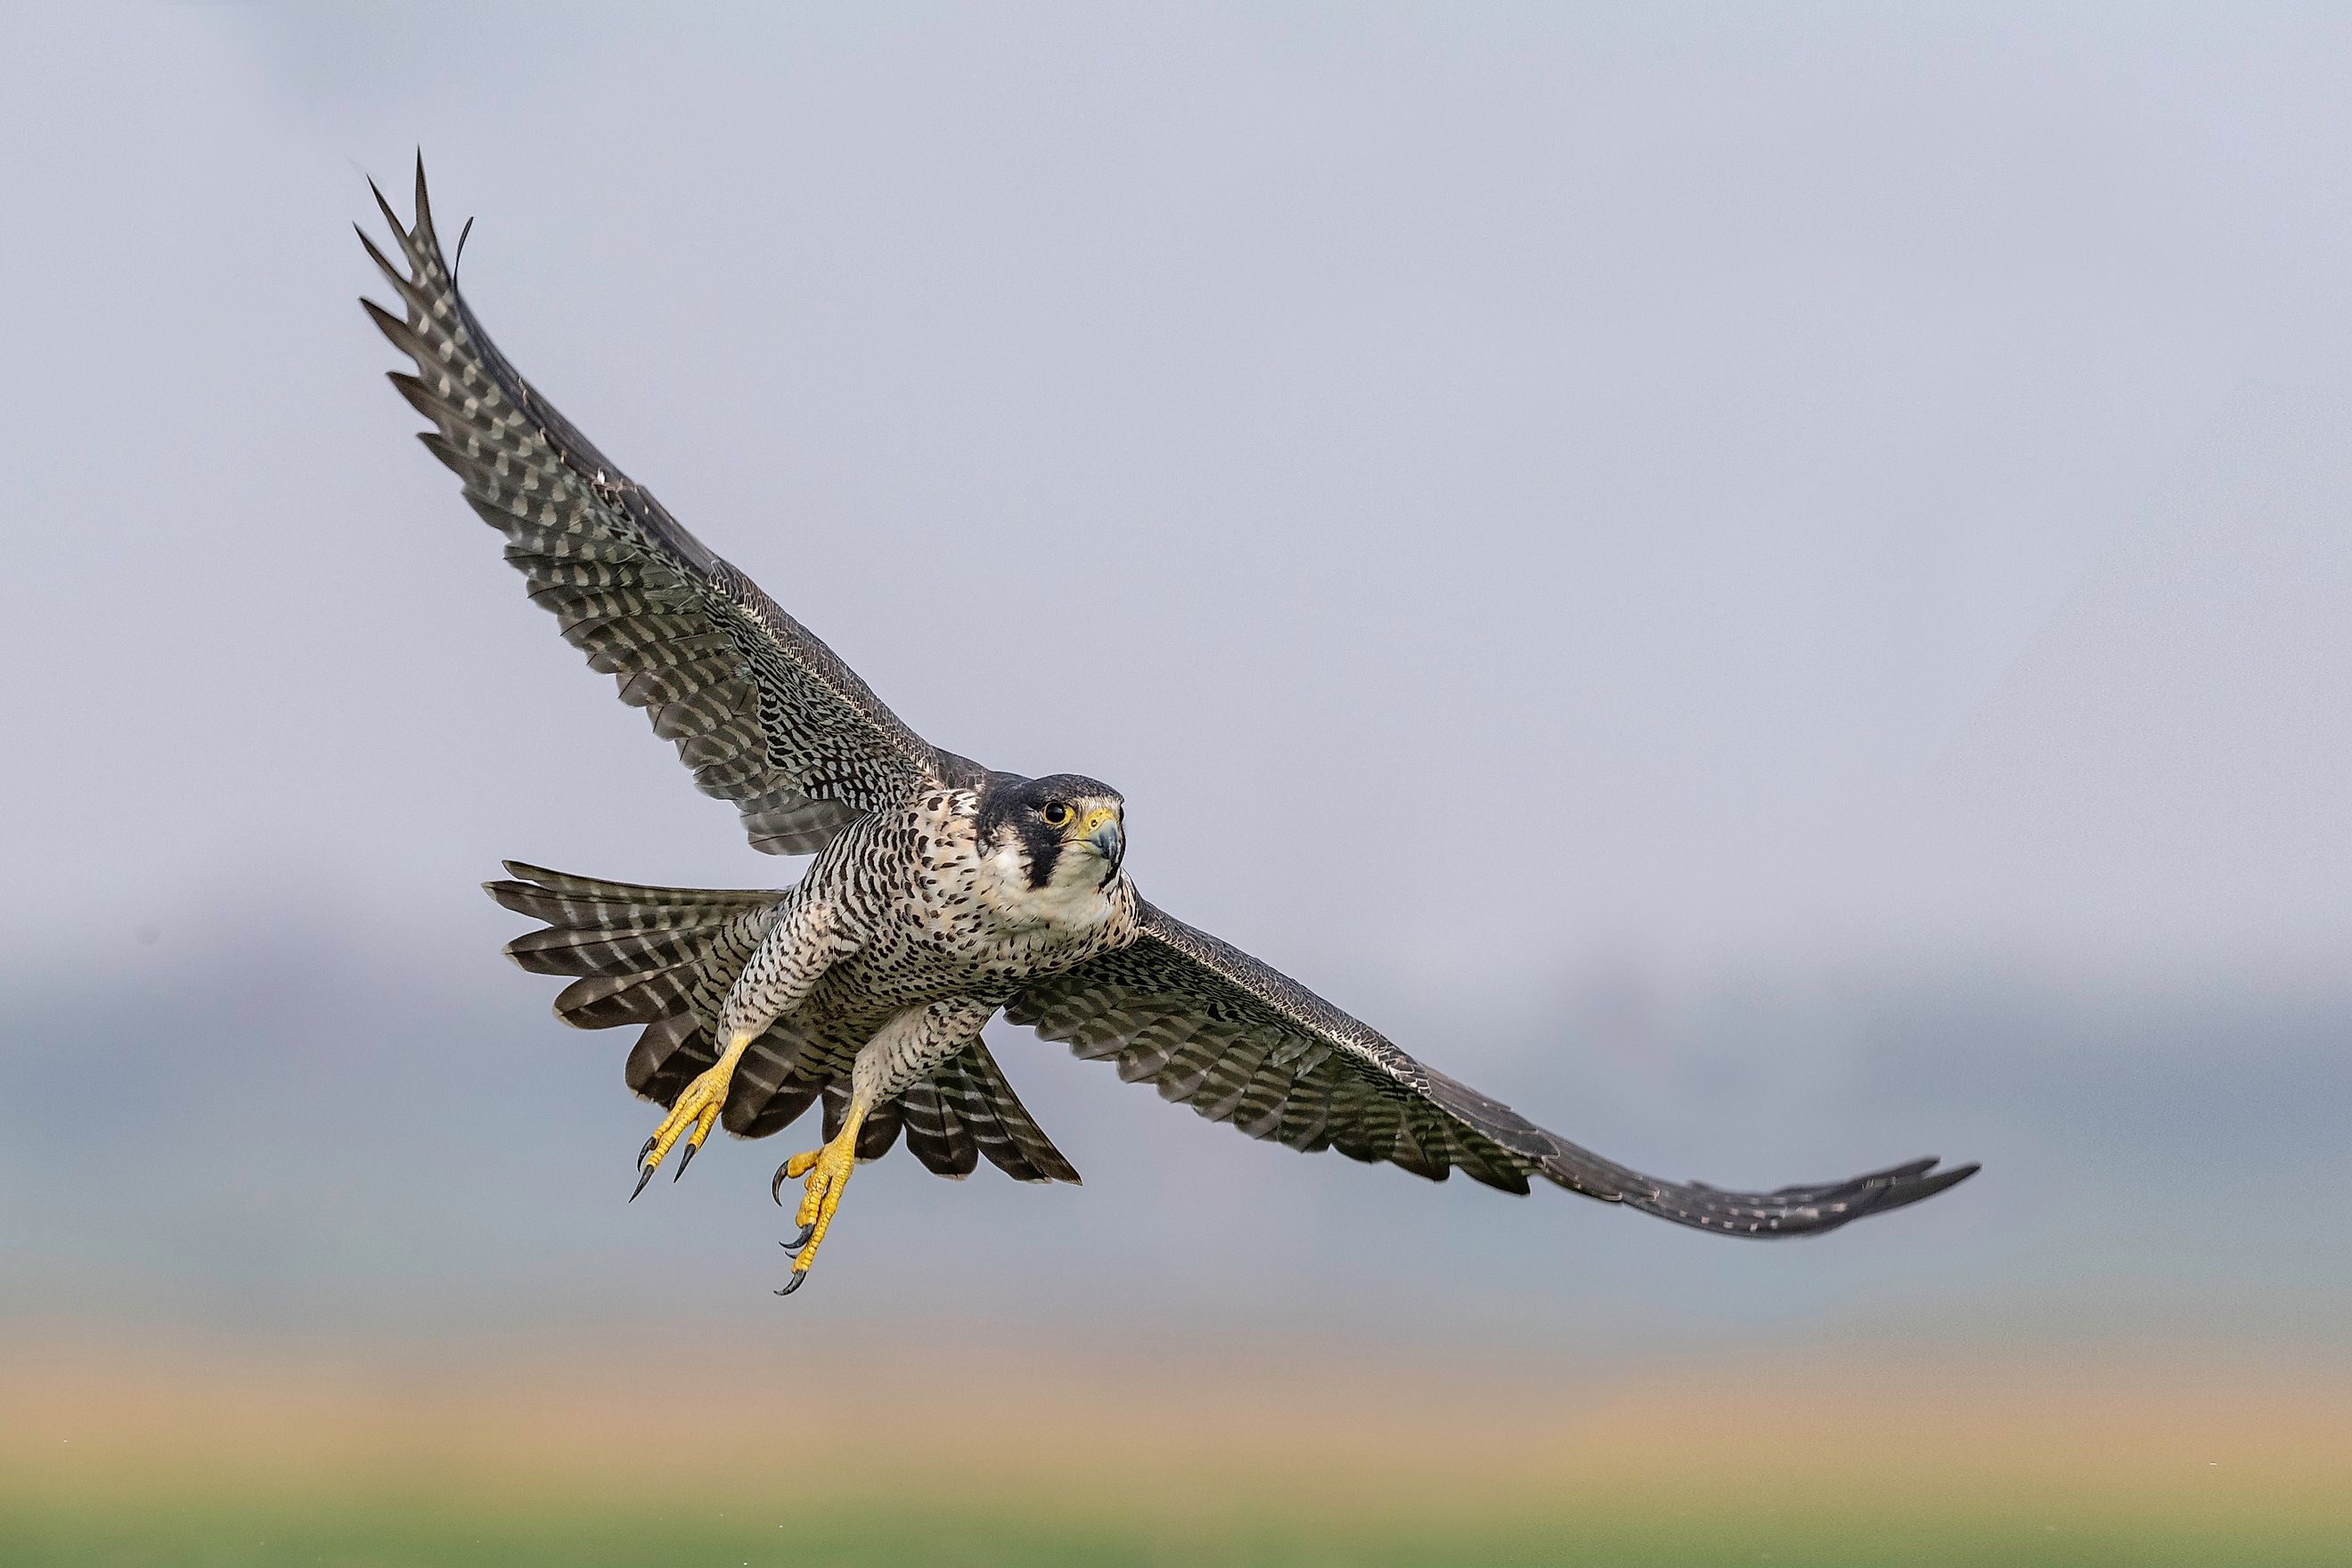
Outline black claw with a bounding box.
[630,1165,654,1203]
[775,1270,809,1297]
[780,1221,814,1251]
[772,1165,790,1205]
[674,1139,698,1181]
[638,1136,657,1164]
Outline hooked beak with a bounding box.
[1082,810,1124,878]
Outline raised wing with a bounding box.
[360,160,979,853]
[1007,902,1976,1235]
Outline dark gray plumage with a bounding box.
[363,159,1973,1292]
[1007,904,1972,1233]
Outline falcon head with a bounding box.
[977,772,1126,891]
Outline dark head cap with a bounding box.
[977,772,1126,889]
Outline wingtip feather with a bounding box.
[355,226,408,293]
[360,295,418,355]
[367,176,404,247]
[412,151,437,249]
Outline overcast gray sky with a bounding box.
[4,4,2349,1346]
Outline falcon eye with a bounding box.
[1040,803,1073,828]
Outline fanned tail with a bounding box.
[486,862,784,1107]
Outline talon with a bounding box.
[769,1104,868,1294]
[626,1053,743,1199]
[772,1164,790,1205]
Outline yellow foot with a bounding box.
[631,1056,738,1200]
[769,1118,863,1296]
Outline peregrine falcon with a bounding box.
[359,162,1975,1295]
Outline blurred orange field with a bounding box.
[4,1326,2346,1565]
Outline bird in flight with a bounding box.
[359,160,1975,1296]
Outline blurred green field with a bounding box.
[3,1493,2348,1568]
[5,1334,2344,1568]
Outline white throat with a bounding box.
[975,839,1115,933]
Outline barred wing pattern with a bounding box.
[1009,903,1977,1236]
[361,163,971,854]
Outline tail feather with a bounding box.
[554,967,708,1028]
[900,1077,978,1178]
[505,921,732,978]
[624,1013,715,1107]
[489,884,768,934]
[488,861,780,924]
[943,1043,1082,1184]
[485,863,783,1077]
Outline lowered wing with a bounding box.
[1009,902,1975,1235]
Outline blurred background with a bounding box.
[4,4,2350,1564]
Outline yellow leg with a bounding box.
[772,1098,869,1295]
[632,1030,753,1199]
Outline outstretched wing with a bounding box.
[359,160,979,853]
[1007,902,1976,1236]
